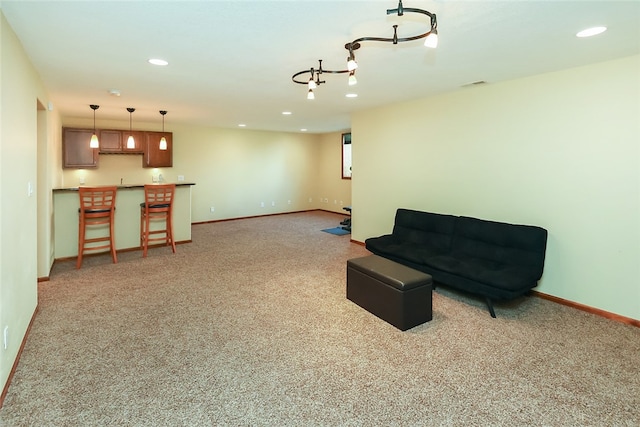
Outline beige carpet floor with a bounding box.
[1,211,638,426]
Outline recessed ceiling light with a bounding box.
[148,58,169,66]
[238,124,246,127]
[282,111,292,115]
[300,128,308,132]
[576,26,607,38]
[345,93,358,98]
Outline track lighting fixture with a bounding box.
[308,76,317,90]
[292,0,438,98]
[159,110,168,150]
[293,59,349,100]
[424,29,438,48]
[346,46,359,72]
[348,71,357,86]
[126,108,136,149]
[89,105,99,148]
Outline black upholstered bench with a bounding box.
[347,255,433,331]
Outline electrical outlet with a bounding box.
[210,207,215,213]
[79,176,85,185]
[308,198,312,203]
[152,175,159,183]
[288,200,291,205]
[271,201,275,207]
[260,202,265,208]
[177,175,185,182]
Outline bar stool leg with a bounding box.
[109,210,117,264]
[76,213,85,269]
[140,208,145,256]
[168,210,176,253]
[143,210,151,258]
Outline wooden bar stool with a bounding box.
[77,186,118,269]
[140,184,176,257]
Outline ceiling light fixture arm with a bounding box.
[347,2,437,48]
[291,1,437,98]
[291,59,349,86]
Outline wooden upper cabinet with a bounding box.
[63,128,98,169]
[144,132,173,168]
[99,129,144,153]
[99,130,122,152]
[62,127,172,168]
[122,130,145,153]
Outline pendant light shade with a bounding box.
[90,134,100,148]
[89,105,100,148]
[126,108,136,149]
[159,110,168,150]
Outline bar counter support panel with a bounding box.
[53,183,194,259]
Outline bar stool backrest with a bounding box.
[79,186,117,214]
[77,186,118,268]
[144,184,175,210]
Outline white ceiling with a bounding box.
[2,1,639,133]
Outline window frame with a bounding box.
[341,132,352,180]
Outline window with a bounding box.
[342,132,352,179]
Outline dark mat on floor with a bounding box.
[322,227,350,236]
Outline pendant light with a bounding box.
[159,110,168,150]
[126,108,136,149]
[89,105,99,148]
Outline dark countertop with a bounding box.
[53,182,195,192]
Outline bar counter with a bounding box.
[53,183,195,259]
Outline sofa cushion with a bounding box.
[426,254,541,291]
[452,216,548,279]
[392,209,457,253]
[366,236,446,265]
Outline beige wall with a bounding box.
[1,12,59,395]
[60,119,352,222]
[316,131,352,213]
[352,55,640,320]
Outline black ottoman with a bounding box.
[347,255,433,331]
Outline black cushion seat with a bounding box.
[78,208,112,213]
[140,202,171,209]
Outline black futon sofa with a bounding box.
[365,209,548,317]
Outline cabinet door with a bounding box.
[63,128,98,168]
[122,130,145,153]
[99,130,122,153]
[144,132,173,167]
